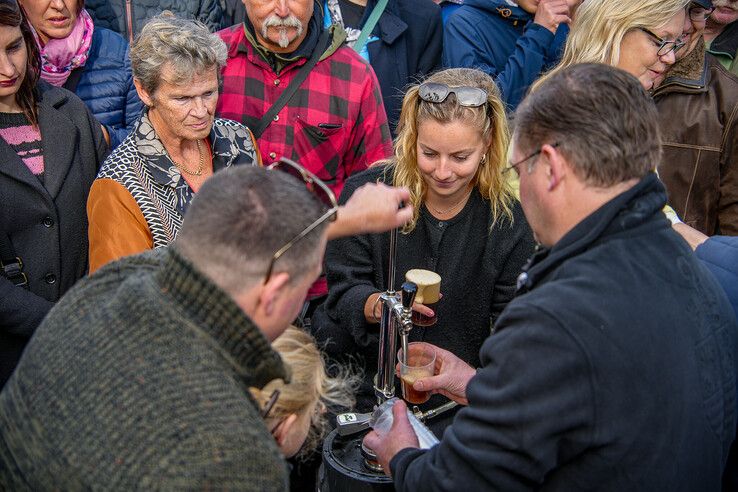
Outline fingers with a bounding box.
[411,302,435,317]
[413,372,450,393]
[395,205,414,228]
[363,429,380,451]
[391,184,411,203]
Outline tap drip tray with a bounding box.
[319,428,393,491]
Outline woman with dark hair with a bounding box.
[0,0,107,387]
[19,0,142,149]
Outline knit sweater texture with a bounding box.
[0,248,289,490]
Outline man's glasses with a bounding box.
[264,158,338,283]
[689,3,715,22]
[638,27,686,56]
[418,82,488,107]
[261,389,280,419]
[504,143,560,177]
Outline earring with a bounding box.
[480,155,487,165]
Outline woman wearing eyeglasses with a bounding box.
[653,0,738,237]
[312,67,535,413]
[537,0,738,236]
[536,0,689,91]
[250,326,358,460]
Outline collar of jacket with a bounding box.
[238,3,345,73]
[0,81,86,199]
[652,38,708,97]
[464,0,532,23]
[709,19,738,59]
[359,0,406,45]
[131,109,242,189]
[157,247,290,389]
[516,172,667,293]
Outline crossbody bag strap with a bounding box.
[0,231,28,288]
[353,0,388,55]
[251,28,332,140]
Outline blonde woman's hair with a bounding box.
[533,0,689,90]
[385,68,515,233]
[250,327,359,459]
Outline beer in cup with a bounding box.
[399,343,436,404]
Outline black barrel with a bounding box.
[320,429,393,491]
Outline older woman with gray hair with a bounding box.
[86,14,261,273]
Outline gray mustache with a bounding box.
[263,15,302,29]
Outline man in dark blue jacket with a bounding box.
[443,0,579,110]
[365,63,738,490]
[322,0,442,134]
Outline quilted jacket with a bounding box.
[86,0,224,42]
[73,27,142,149]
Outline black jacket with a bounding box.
[311,166,535,411]
[392,174,738,490]
[363,0,442,133]
[0,83,108,387]
[86,0,224,42]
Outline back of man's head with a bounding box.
[175,166,328,296]
[514,63,661,188]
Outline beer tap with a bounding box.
[374,226,416,404]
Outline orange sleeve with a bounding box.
[248,127,264,167]
[87,178,153,274]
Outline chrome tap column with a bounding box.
[374,227,417,404]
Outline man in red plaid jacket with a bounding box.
[217,0,393,300]
[216,0,393,202]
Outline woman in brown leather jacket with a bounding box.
[535,0,738,236]
[653,0,738,236]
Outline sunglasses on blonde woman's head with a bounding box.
[418,82,488,107]
[263,158,338,284]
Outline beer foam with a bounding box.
[405,269,441,304]
[405,269,441,285]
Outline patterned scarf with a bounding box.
[32,9,94,87]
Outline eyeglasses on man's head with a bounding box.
[261,388,281,419]
[264,158,338,284]
[418,82,488,107]
[638,27,686,57]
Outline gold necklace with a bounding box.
[427,188,472,216]
[171,139,204,176]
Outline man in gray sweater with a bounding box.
[0,164,411,489]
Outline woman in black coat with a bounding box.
[0,0,107,387]
[312,68,534,412]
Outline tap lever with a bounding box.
[416,401,459,422]
[400,281,417,311]
[335,411,372,436]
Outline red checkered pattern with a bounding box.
[217,25,393,200]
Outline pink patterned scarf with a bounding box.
[32,9,94,87]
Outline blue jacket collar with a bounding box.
[463,0,532,21]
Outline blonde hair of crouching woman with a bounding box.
[251,327,360,459]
